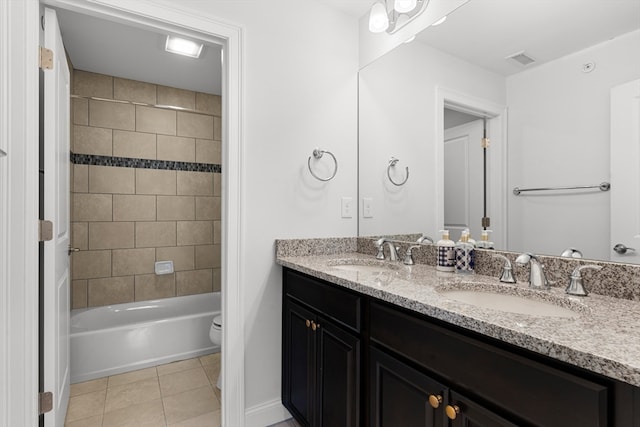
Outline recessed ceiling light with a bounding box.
[165,35,204,58]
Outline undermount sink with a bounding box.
[328,259,400,274]
[439,288,582,318]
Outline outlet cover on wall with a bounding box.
[363,198,373,218]
[341,197,353,218]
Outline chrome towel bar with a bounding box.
[513,182,610,195]
[307,148,338,182]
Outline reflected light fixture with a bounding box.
[368,0,430,34]
[432,15,447,26]
[165,35,204,58]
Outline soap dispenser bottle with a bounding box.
[477,230,494,249]
[455,230,475,274]
[464,228,476,247]
[436,230,455,272]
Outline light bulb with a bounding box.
[369,2,389,33]
[394,0,417,13]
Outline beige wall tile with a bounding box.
[114,77,157,104]
[213,268,221,292]
[72,222,89,250]
[157,195,195,221]
[72,280,88,309]
[89,165,135,194]
[155,246,194,271]
[177,221,212,246]
[195,197,220,221]
[89,99,135,131]
[213,221,221,244]
[136,105,176,135]
[72,250,112,279]
[135,273,176,301]
[73,97,88,125]
[136,221,176,248]
[195,139,220,164]
[157,86,195,110]
[74,193,112,222]
[136,169,176,195]
[156,135,195,162]
[213,116,221,141]
[73,164,88,193]
[195,93,221,116]
[112,248,155,276]
[88,276,134,306]
[74,125,112,156]
[74,70,113,98]
[195,245,220,269]
[113,194,156,221]
[176,270,213,296]
[89,222,135,250]
[214,173,221,196]
[177,171,213,196]
[177,111,214,139]
[113,130,156,160]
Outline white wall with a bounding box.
[359,40,505,238]
[154,0,359,422]
[507,30,640,260]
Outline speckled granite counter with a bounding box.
[276,251,640,388]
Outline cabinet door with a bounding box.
[446,391,518,427]
[316,315,360,427]
[283,298,316,426]
[370,347,446,427]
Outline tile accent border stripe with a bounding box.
[71,152,221,173]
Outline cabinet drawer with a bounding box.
[284,269,361,333]
[370,301,608,427]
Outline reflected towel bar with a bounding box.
[513,182,610,195]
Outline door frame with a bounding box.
[436,87,508,249]
[1,0,246,425]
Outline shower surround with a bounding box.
[70,70,222,309]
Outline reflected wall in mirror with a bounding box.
[358,0,640,263]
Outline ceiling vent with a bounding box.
[505,51,536,66]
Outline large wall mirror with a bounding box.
[358,0,640,263]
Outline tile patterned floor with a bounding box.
[65,353,221,427]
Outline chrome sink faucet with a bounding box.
[375,238,399,261]
[566,265,602,296]
[515,252,549,290]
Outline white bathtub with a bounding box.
[70,292,220,384]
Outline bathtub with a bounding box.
[70,292,220,384]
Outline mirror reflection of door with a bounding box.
[444,109,485,241]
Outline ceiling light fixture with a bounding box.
[432,15,447,26]
[368,0,430,34]
[165,35,204,58]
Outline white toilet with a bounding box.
[209,315,222,389]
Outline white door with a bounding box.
[444,119,484,241]
[43,8,71,426]
[610,79,640,264]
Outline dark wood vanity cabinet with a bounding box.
[282,268,639,427]
[282,269,361,427]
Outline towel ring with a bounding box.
[387,157,409,186]
[308,148,338,182]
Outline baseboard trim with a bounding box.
[245,398,293,427]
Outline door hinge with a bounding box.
[38,391,53,415]
[39,46,53,70]
[39,220,53,242]
[481,138,490,149]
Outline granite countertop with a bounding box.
[277,252,640,387]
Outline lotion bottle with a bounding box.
[436,230,455,272]
[455,230,475,274]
